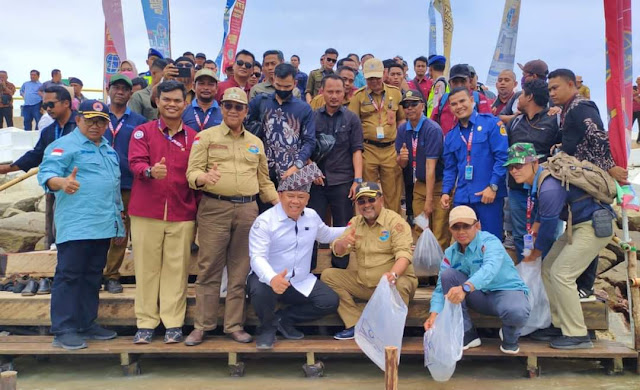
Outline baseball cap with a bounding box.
[78,100,110,120]
[148,48,164,59]
[428,55,446,66]
[517,59,549,77]
[221,87,248,105]
[195,68,218,83]
[504,143,545,166]
[401,89,424,103]
[69,77,83,86]
[196,52,206,59]
[363,58,384,79]
[277,163,323,193]
[449,205,477,227]
[449,64,471,80]
[109,73,133,88]
[467,65,477,76]
[354,182,382,200]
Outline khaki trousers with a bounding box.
[104,189,131,280]
[412,180,451,250]
[194,196,257,333]
[363,143,402,214]
[130,216,195,329]
[542,220,612,336]
[321,268,417,328]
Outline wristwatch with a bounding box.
[489,184,498,192]
[294,160,304,170]
[145,167,153,179]
[354,177,363,184]
[462,283,472,294]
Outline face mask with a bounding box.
[275,89,293,100]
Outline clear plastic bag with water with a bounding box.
[413,228,444,277]
[424,300,464,381]
[516,257,550,336]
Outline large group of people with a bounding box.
[0,46,627,355]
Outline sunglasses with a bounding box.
[83,117,108,127]
[325,57,337,63]
[451,222,476,231]
[253,72,262,78]
[42,101,59,109]
[222,102,246,111]
[356,196,377,206]
[236,59,253,69]
[401,101,421,109]
[508,163,526,171]
[176,63,193,68]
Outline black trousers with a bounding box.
[51,239,111,334]
[246,273,338,333]
[0,107,13,128]
[308,182,353,270]
[403,167,414,217]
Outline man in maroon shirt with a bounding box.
[128,80,199,345]
[408,56,432,100]
[215,49,255,103]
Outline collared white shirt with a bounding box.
[249,203,346,297]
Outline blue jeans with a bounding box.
[455,200,504,240]
[440,268,530,344]
[22,104,42,130]
[51,239,110,334]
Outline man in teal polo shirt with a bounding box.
[38,100,125,350]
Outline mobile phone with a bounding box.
[177,67,191,78]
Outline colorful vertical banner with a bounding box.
[216,0,236,78]
[221,0,247,75]
[140,0,171,58]
[428,0,437,57]
[103,25,121,100]
[486,0,521,87]
[604,0,632,169]
[433,0,453,75]
[102,0,127,59]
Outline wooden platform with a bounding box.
[0,285,609,329]
[0,336,636,377]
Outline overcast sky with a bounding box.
[3,0,640,117]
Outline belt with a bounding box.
[203,192,257,203]
[364,139,395,147]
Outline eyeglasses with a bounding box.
[83,117,108,127]
[42,101,59,109]
[236,59,254,69]
[176,63,193,68]
[356,196,377,206]
[222,102,246,111]
[253,72,262,78]
[451,222,476,231]
[401,101,421,109]
[507,163,526,171]
[325,57,337,63]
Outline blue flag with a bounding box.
[428,0,437,56]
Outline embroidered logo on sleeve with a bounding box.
[379,230,390,241]
[51,148,64,156]
[133,130,144,140]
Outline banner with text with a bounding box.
[102,0,126,59]
[486,0,521,87]
[221,0,247,75]
[434,0,453,75]
[140,0,171,58]
[216,0,236,78]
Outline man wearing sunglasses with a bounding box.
[305,48,338,103]
[322,182,417,340]
[250,50,301,101]
[425,205,530,354]
[215,49,255,103]
[37,99,125,350]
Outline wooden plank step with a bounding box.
[0,285,609,329]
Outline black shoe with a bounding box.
[276,316,304,340]
[79,324,117,340]
[529,326,563,341]
[463,328,481,350]
[133,328,154,344]
[550,335,594,350]
[256,329,276,350]
[164,327,183,344]
[12,276,29,294]
[333,327,355,340]
[52,333,87,350]
[21,279,38,296]
[37,278,51,295]
[104,279,123,294]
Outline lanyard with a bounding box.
[54,122,63,140]
[194,106,214,131]
[526,190,535,233]
[108,116,126,146]
[411,132,418,182]
[158,121,187,151]
[459,126,474,165]
[367,91,386,125]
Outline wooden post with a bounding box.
[0,370,17,390]
[384,346,398,390]
[0,168,38,192]
[627,248,640,354]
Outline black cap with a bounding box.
[449,64,471,80]
[196,52,206,59]
[69,77,83,86]
[354,182,382,200]
[78,100,110,120]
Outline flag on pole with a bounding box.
[486,0,521,87]
[433,0,453,75]
[428,0,437,57]
[221,0,247,76]
[102,0,126,59]
[140,0,171,58]
[103,25,121,101]
[216,0,236,79]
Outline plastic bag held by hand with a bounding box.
[355,275,409,371]
[516,257,549,335]
[413,228,444,277]
[424,300,464,381]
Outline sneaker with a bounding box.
[256,329,276,350]
[52,333,87,350]
[463,328,481,350]
[500,342,520,354]
[104,279,123,294]
[578,288,596,302]
[164,327,183,344]
[333,327,355,340]
[550,335,594,350]
[503,232,516,250]
[528,326,563,341]
[133,328,154,344]
[276,316,304,340]
[79,324,117,340]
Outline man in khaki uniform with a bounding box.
[348,58,405,214]
[321,182,418,340]
[305,48,338,103]
[184,87,279,345]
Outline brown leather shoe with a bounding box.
[184,329,205,346]
[228,330,253,343]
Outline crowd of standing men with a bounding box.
[0,46,628,353]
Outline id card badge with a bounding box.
[523,234,534,250]
[376,126,385,139]
[464,165,473,180]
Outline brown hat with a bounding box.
[449,206,477,227]
[363,58,384,79]
[517,60,549,77]
[221,87,248,105]
[195,68,218,83]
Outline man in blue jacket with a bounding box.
[441,87,508,239]
[424,205,530,355]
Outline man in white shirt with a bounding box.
[248,163,344,350]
